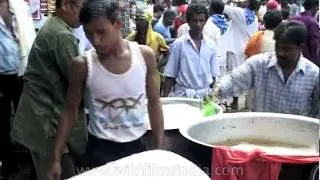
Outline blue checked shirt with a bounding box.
[218,52,320,118]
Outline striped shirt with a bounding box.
[218,52,320,118]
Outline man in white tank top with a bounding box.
[47,0,164,178]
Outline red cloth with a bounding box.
[212,147,319,180]
[266,0,280,10]
[178,4,188,13]
[174,17,185,30]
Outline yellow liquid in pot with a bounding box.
[213,138,310,148]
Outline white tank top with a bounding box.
[85,41,147,142]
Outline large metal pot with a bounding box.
[309,164,319,180]
[142,97,223,175]
[144,97,223,130]
[69,150,211,179]
[179,112,319,179]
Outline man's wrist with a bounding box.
[212,87,222,100]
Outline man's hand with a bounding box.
[46,161,62,180]
[212,87,222,103]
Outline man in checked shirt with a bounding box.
[213,21,319,118]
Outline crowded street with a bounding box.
[0,0,319,179]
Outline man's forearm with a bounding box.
[148,100,164,148]
[52,110,78,162]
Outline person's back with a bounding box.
[224,2,260,55]
[11,0,87,178]
[13,16,86,152]
[291,0,320,67]
[260,30,274,52]
[23,17,77,98]
[222,0,260,109]
[288,1,299,16]
[245,10,283,57]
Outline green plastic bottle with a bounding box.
[201,95,218,117]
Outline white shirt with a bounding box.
[73,26,93,55]
[203,19,229,68]
[223,6,259,54]
[203,19,221,45]
[177,20,221,46]
[85,42,147,142]
[164,33,220,98]
[261,30,275,53]
[177,23,190,38]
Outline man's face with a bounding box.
[0,0,10,22]
[311,6,319,17]
[65,0,84,28]
[164,16,175,26]
[238,1,249,8]
[84,17,121,56]
[154,11,163,19]
[188,13,206,34]
[275,40,302,68]
[135,19,148,34]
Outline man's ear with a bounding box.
[114,19,123,29]
[61,0,69,12]
[298,43,305,50]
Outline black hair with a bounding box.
[163,9,176,20]
[248,0,261,11]
[274,21,308,46]
[281,8,290,19]
[288,0,297,4]
[303,0,319,10]
[55,0,79,9]
[173,0,188,6]
[263,10,283,29]
[210,0,225,15]
[153,3,164,13]
[186,3,209,22]
[280,0,289,7]
[55,0,61,8]
[79,0,120,25]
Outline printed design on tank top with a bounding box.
[94,93,145,130]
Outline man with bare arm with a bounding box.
[47,0,164,179]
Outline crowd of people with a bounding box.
[0,0,319,179]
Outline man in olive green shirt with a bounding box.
[11,0,86,179]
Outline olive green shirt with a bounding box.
[11,16,87,156]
